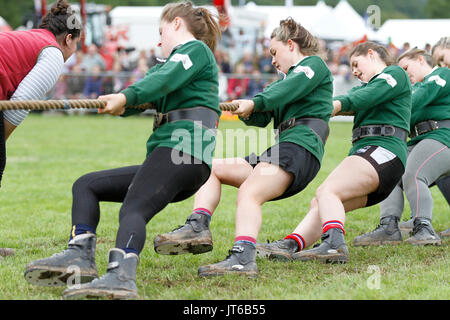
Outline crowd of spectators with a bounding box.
[51,38,432,103]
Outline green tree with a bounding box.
[424,0,450,18]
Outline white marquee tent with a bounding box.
[375,19,450,49]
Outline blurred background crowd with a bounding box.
[51,38,426,102]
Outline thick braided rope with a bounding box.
[0,100,239,112]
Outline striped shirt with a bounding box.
[4,46,64,126]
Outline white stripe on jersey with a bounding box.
[4,46,64,126]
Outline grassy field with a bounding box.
[0,113,448,300]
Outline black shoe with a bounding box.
[24,233,98,286]
[198,242,258,278]
[353,216,402,246]
[256,239,298,261]
[405,218,441,245]
[63,248,139,300]
[154,213,213,255]
[293,228,349,264]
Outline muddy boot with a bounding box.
[24,233,98,286]
[63,248,139,300]
[198,242,258,278]
[0,248,15,257]
[353,216,402,246]
[399,218,414,238]
[293,228,349,264]
[154,213,212,255]
[404,218,441,245]
[256,239,298,261]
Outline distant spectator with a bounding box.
[133,58,149,81]
[227,63,249,100]
[81,44,106,71]
[66,64,85,99]
[99,45,114,71]
[258,46,274,74]
[216,49,232,74]
[217,65,228,101]
[246,69,265,98]
[118,47,133,71]
[238,49,257,73]
[147,48,159,68]
[83,65,103,98]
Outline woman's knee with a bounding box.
[72,172,96,194]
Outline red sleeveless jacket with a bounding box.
[0,29,61,100]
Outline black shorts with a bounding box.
[244,142,320,201]
[353,145,405,207]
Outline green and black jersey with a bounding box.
[120,40,220,168]
[241,55,333,164]
[334,65,412,166]
[408,66,450,147]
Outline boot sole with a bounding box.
[404,239,442,246]
[63,287,138,300]
[198,269,258,279]
[353,240,402,246]
[293,253,349,264]
[24,266,98,287]
[154,239,213,255]
[256,248,292,262]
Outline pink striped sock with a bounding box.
[193,208,212,219]
[234,235,256,247]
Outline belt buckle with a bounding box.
[430,120,438,130]
[153,113,164,130]
[381,125,395,136]
[286,118,296,130]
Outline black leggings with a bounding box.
[435,175,450,205]
[0,112,5,188]
[71,147,210,254]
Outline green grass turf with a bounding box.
[0,113,448,300]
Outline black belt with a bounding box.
[277,117,330,144]
[352,125,408,144]
[410,119,450,138]
[153,107,219,131]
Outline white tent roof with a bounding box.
[245,1,332,37]
[310,0,376,41]
[376,19,450,48]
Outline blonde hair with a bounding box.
[398,48,433,67]
[271,17,324,58]
[161,1,221,52]
[431,37,450,54]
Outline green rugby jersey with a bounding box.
[335,65,412,166]
[241,55,333,163]
[408,67,450,147]
[120,40,220,168]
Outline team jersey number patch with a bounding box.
[370,146,397,165]
[377,73,397,88]
[428,75,446,87]
[293,65,315,79]
[170,53,193,70]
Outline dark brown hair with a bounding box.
[160,1,221,52]
[349,41,395,66]
[39,0,81,40]
[271,17,324,58]
[398,48,434,67]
